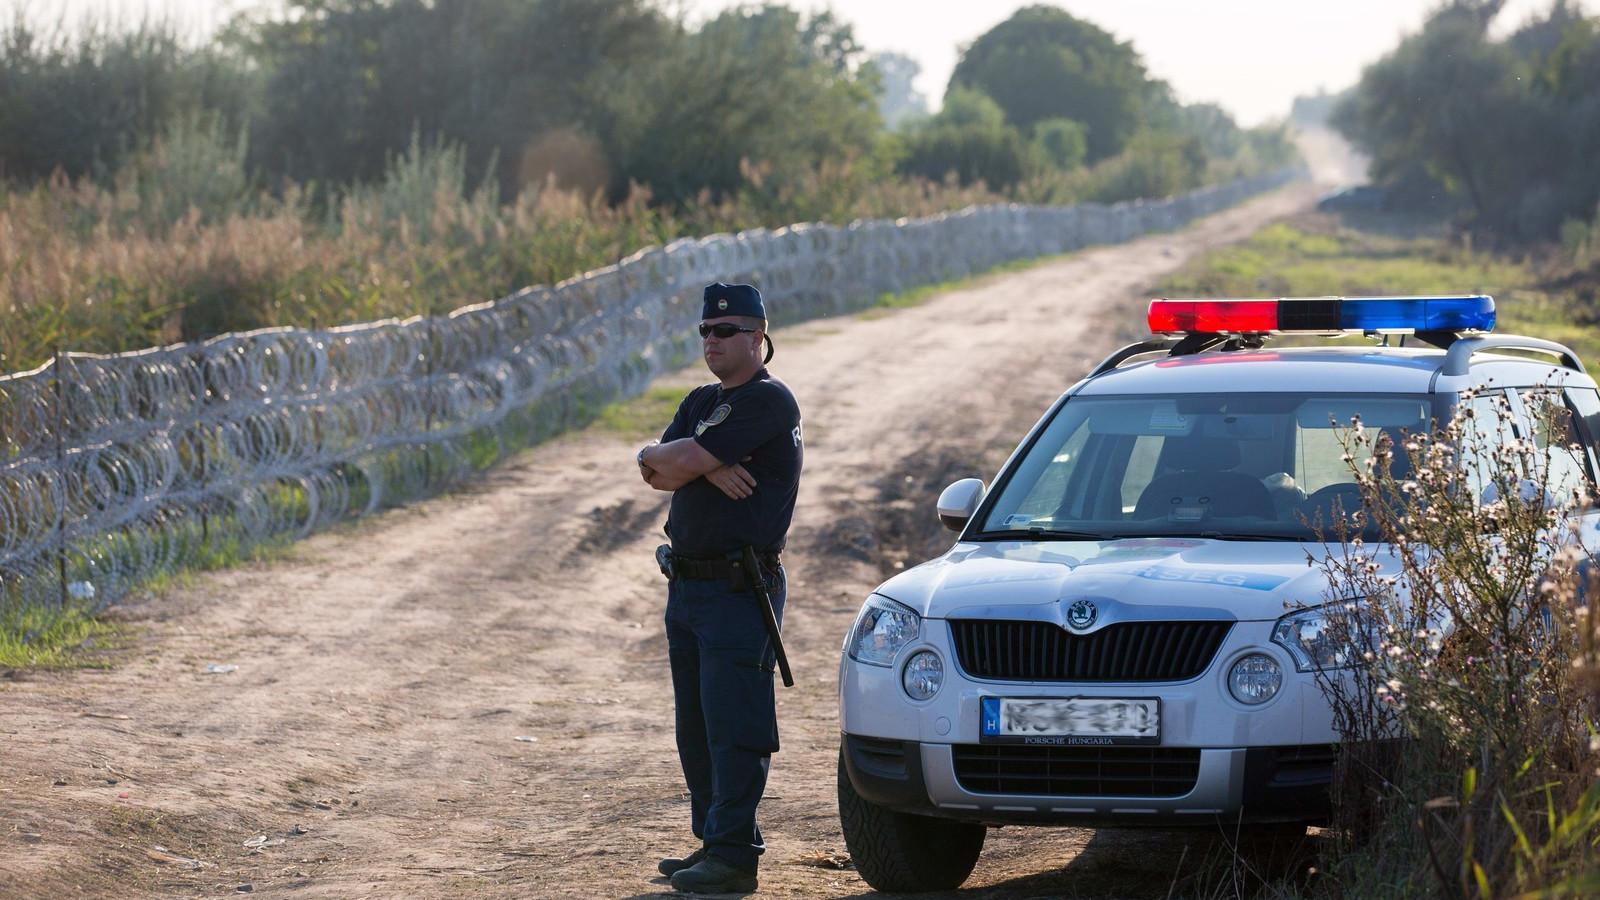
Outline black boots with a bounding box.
[657,847,708,877]
[669,855,758,894]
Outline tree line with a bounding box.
[1334,0,1600,247]
[0,1,1293,211]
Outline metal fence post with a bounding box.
[198,353,210,545]
[52,349,67,609]
[424,318,436,491]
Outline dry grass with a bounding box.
[0,122,1285,374]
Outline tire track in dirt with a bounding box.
[0,185,1316,899]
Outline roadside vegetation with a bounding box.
[0,1,1294,374]
[595,386,691,441]
[0,602,121,669]
[1309,396,1600,898]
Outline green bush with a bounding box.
[1082,131,1208,203]
[126,112,254,228]
[896,87,1038,190]
[1032,117,1088,170]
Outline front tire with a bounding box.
[837,749,985,892]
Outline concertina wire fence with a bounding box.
[0,167,1301,618]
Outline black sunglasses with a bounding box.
[698,322,758,339]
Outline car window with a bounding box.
[1012,424,1090,520]
[1566,388,1600,452]
[979,392,1434,540]
[1119,434,1163,513]
[1519,389,1593,508]
[1563,387,1600,492]
[1297,426,1373,494]
[1459,391,1516,504]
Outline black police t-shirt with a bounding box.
[661,368,803,558]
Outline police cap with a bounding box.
[702,282,766,322]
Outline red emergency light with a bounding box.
[1146,296,1496,335]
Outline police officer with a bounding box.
[636,282,803,894]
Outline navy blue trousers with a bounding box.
[664,568,785,873]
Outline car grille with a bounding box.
[953,744,1202,797]
[948,619,1231,681]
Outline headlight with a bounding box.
[846,594,921,666]
[902,651,943,700]
[1228,653,1282,705]
[1272,603,1371,671]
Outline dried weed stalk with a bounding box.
[1306,388,1600,897]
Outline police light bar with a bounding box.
[1146,295,1495,335]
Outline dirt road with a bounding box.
[0,184,1316,899]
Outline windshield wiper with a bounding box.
[970,527,1112,542]
[1131,530,1301,542]
[1197,531,1300,542]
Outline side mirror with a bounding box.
[937,478,986,532]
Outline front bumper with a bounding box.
[839,620,1337,745]
[842,733,1333,826]
[839,618,1338,825]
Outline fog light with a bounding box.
[1228,653,1282,705]
[902,651,943,700]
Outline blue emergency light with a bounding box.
[1147,295,1496,335]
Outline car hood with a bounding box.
[873,538,1371,623]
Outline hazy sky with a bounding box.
[26,0,1600,125]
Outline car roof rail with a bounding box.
[1089,339,1179,377]
[1440,335,1587,377]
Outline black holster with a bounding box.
[655,544,780,591]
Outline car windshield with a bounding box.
[976,392,1437,542]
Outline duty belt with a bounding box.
[672,552,781,582]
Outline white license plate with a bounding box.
[980,696,1160,745]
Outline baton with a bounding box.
[740,546,794,688]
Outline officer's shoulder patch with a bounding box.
[695,403,733,436]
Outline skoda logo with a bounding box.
[1065,599,1098,631]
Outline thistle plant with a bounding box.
[1309,386,1600,896]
